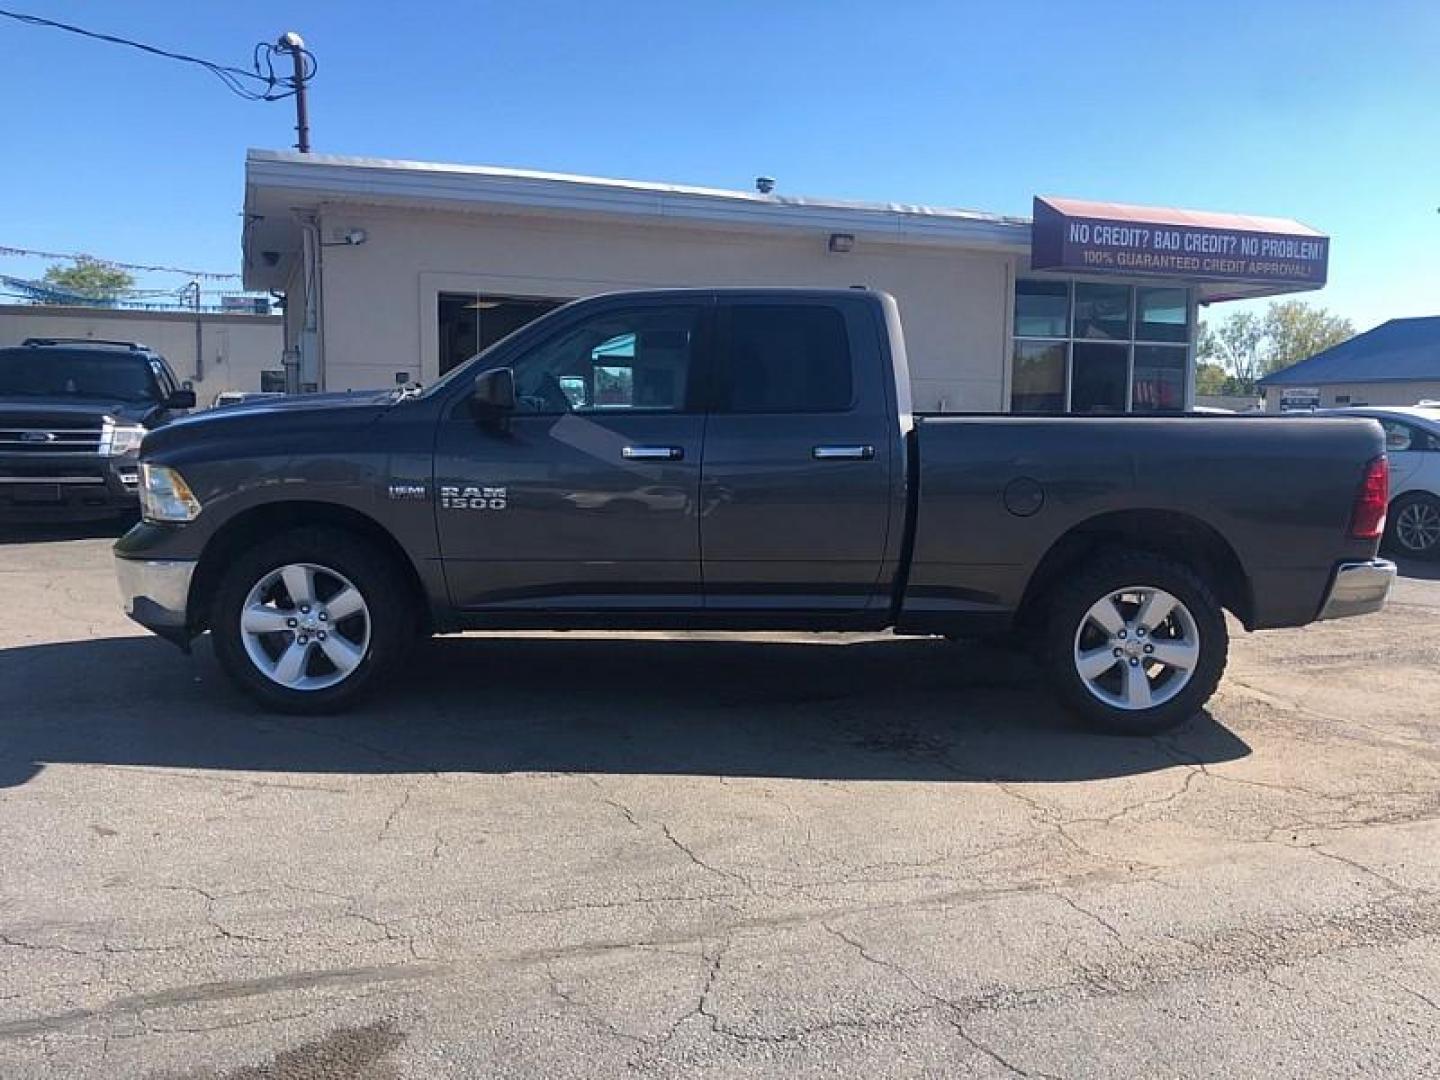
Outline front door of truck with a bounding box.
[435,300,708,612]
[698,297,897,614]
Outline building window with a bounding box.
[1073,283,1132,341]
[1132,345,1187,412]
[1011,341,1067,413]
[1011,280,1192,413]
[1071,342,1129,413]
[437,293,566,376]
[1014,280,1069,338]
[1136,287,1189,343]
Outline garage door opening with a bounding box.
[438,293,566,375]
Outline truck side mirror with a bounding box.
[471,367,516,425]
[166,388,197,410]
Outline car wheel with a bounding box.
[1042,551,1228,735]
[1387,493,1440,559]
[210,527,414,713]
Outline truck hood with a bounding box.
[141,389,396,458]
[0,396,162,428]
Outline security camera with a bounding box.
[344,229,367,246]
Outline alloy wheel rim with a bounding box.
[1396,502,1440,552]
[1072,586,1200,711]
[240,562,371,691]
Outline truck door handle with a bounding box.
[812,445,875,461]
[622,445,684,461]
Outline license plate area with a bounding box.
[7,484,63,503]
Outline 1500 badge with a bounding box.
[441,485,508,510]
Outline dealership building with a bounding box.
[242,149,1329,412]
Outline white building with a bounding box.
[0,303,282,406]
[242,149,1327,412]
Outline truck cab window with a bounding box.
[721,305,852,413]
[507,307,699,414]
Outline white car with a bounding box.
[1316,406,1440,558]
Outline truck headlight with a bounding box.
[139,464,202,523]
[101,421,147,457]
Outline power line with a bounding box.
[0,7,315,101]
[0,245,241,280]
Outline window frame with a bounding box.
[1010,279,1194,414]
[712,301,858,415]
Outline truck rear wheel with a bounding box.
[210,527,413,714]
[1041,551,1227,735]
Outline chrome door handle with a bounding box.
[622,445,684,461]
[812,445,875,461]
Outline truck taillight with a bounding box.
[1349,456,1389,540]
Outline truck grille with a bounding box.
[0,463,107,484]
[0,426,103,454]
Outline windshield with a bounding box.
[0,348,160,403]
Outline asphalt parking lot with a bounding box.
[1,527,1438,1078]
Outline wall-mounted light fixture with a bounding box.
[323,228,368,248]
[828,233,855,254]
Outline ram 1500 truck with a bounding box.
[114,289,1396,733]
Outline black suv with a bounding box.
[0,338,195,521]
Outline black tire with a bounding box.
[210,527,414,714]
[1041,550,1228,736]
[1385,493,1440,560]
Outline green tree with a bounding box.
[42,256,135,299]
[1195,362,1229,396]
[1199,300,1355,391]
[1198,309,1265,389]
[1261,300,1354,375]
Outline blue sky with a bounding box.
[0,0,1435,329]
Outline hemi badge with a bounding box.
[388,483,428,501]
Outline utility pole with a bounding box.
[276,31,311,153]
[183,280,204,384]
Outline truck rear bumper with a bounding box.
[1318,559,1396,621]
[115,555,196,646]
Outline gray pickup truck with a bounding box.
[115,289,1395,733]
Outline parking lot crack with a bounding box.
[378,785,416,842]
[659,822,755,892]
[1396,983,1440,1013]
[0,933,90,957]
[1051,893,1138,955]
[543,961,653,1048]
[821,922,1060,1077]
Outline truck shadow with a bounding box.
[0,516,135,546]
[1394,556,1440,582]
[0,634,1249,789]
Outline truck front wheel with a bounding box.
[209,527,413,713]
[1041,551,1228,735]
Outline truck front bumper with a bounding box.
[116,555,196,646]
[1318,559,1397,621]
[0,453,140,522]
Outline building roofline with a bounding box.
[1258,315,1440,385]
[243,148,1034,253]
[0,303,280,327]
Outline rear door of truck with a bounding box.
[698,294,901,615]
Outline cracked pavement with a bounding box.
[0,532,1438,1077]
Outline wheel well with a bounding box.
[1017,509,1254,630]
[188,501,431,634]
[1392,490,1438,507]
